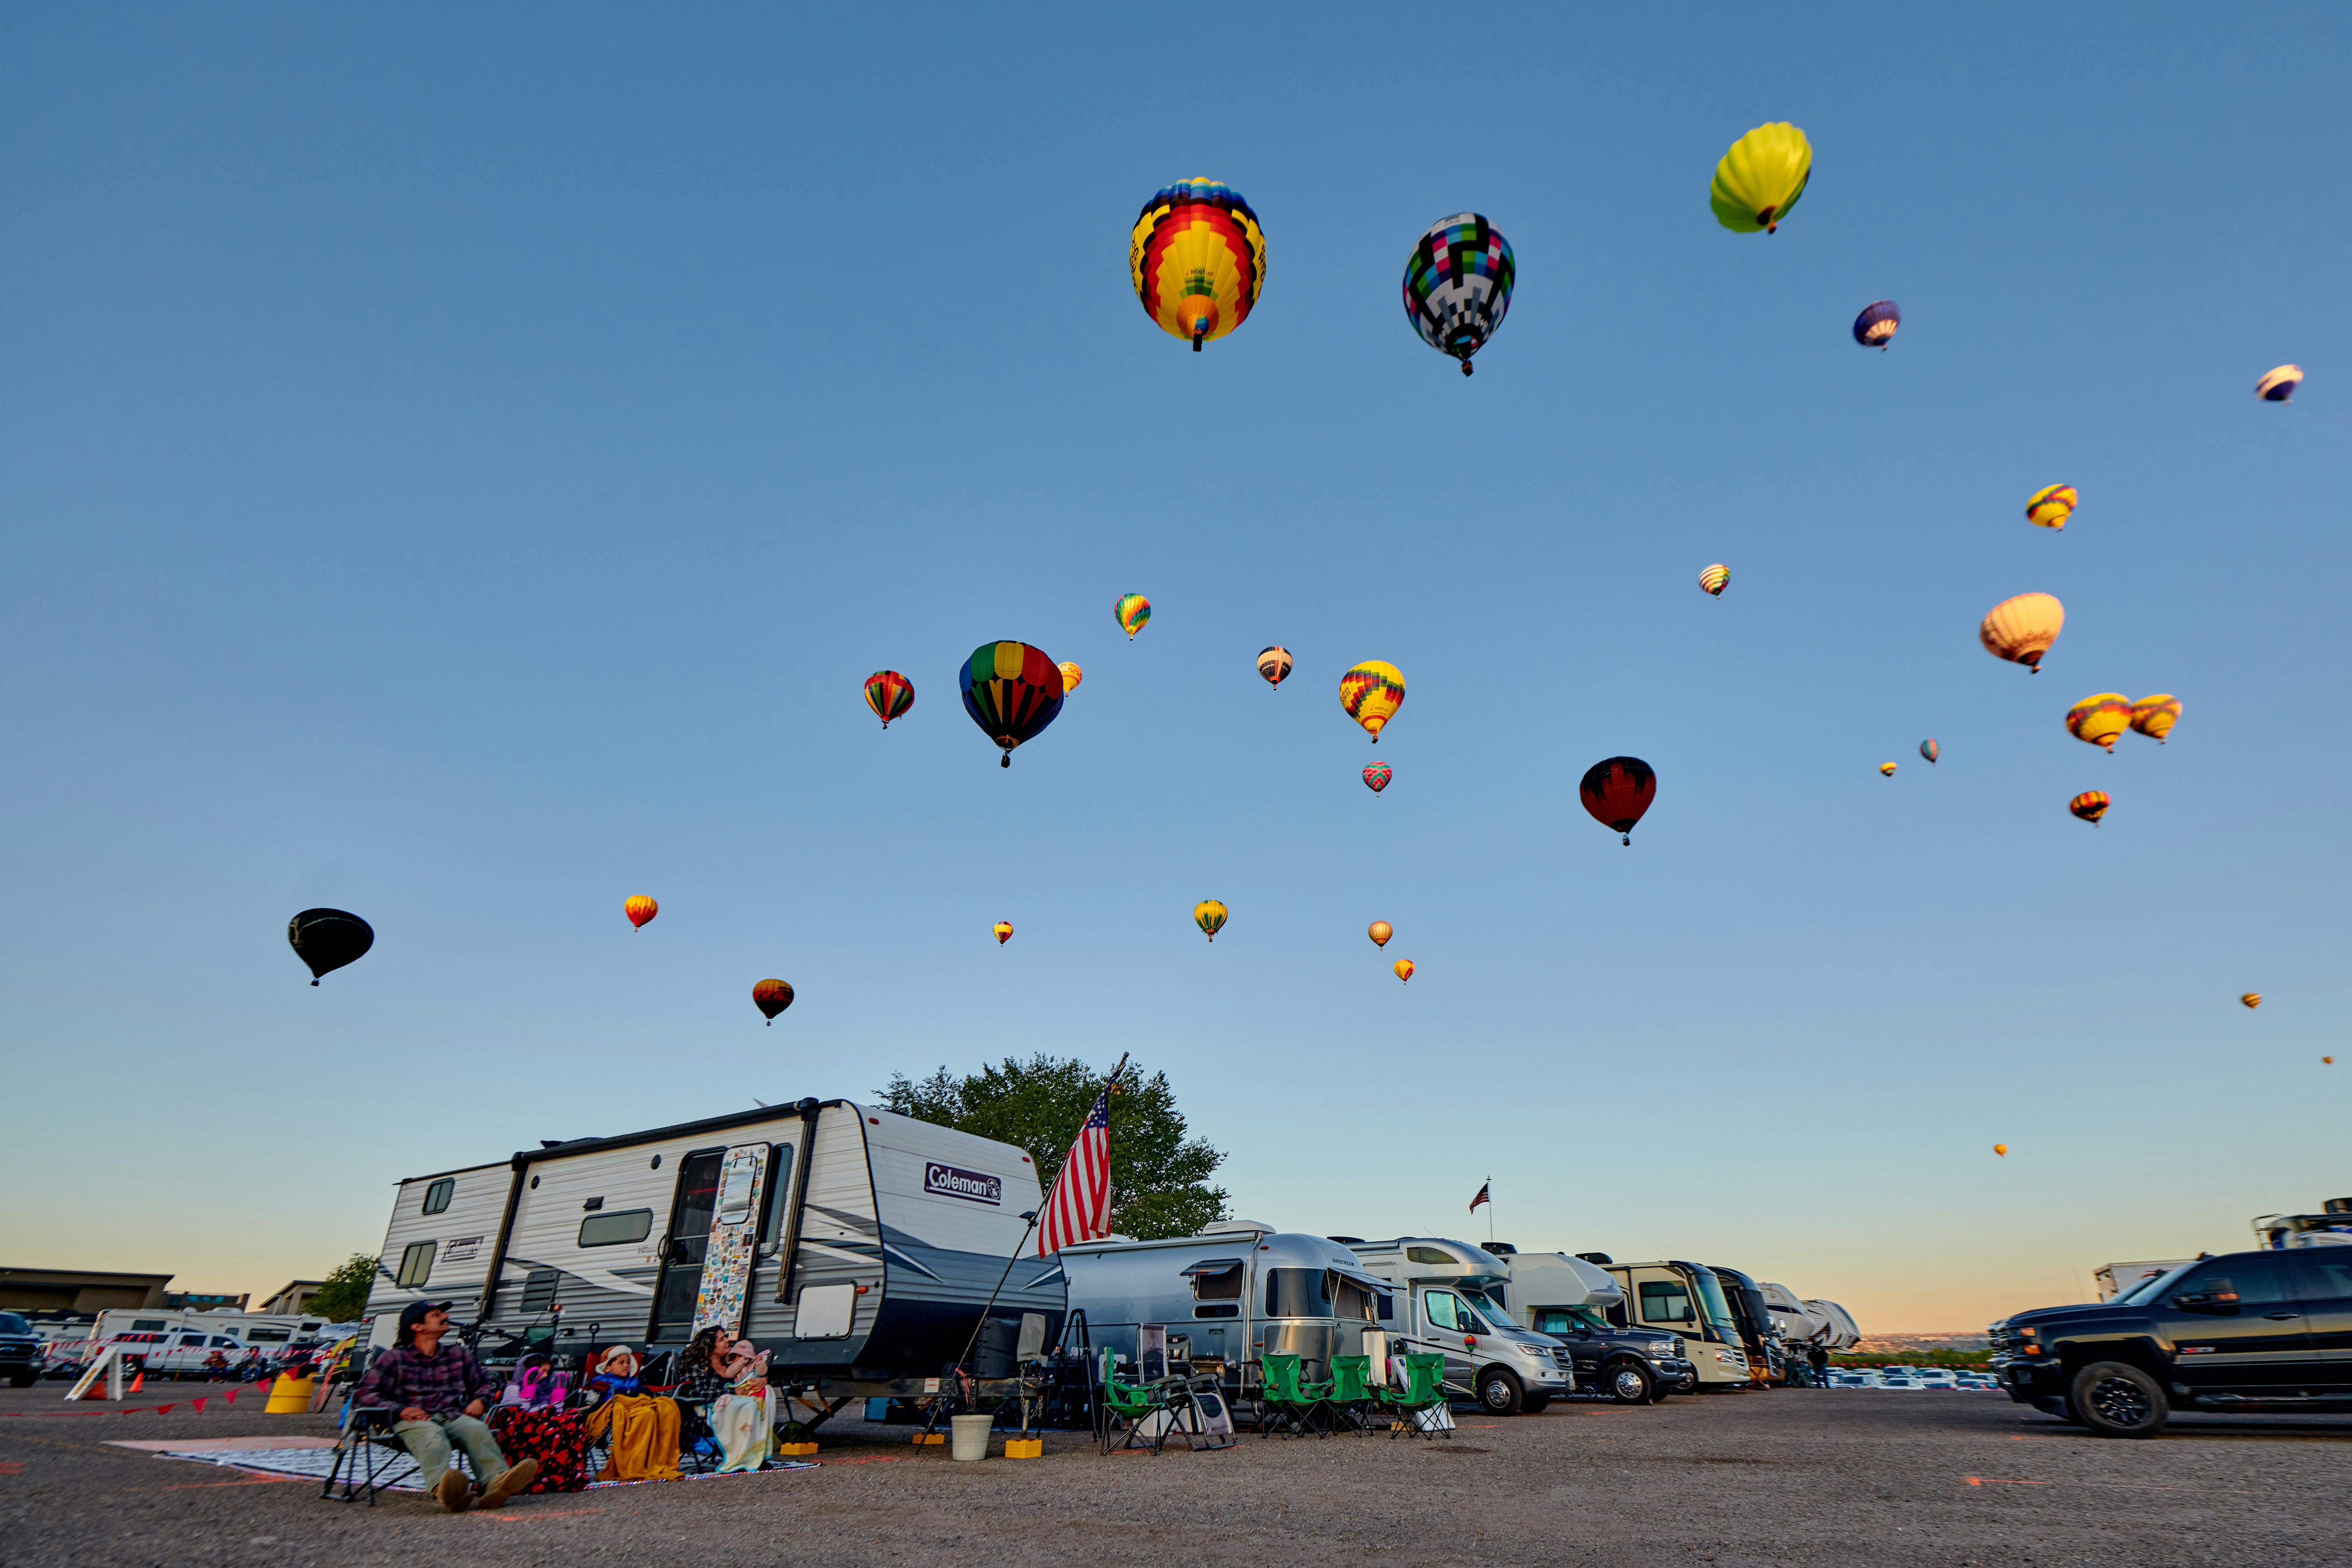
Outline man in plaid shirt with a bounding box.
[356,1301,538,1511]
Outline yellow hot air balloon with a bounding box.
[2324,1056,2335,1065]
[1879,762,1897,777]
[1992,1144,2008,1157]
[2025,484,2078,530]
[1979,592,2065,671]
[2241,993,2262,1009]
[992,920,1013,946]
[1698,563,1729,597]
[1194,900,1227,943]
[624,895,658,930]
[1114,594,1151,639]
[1339,660,1405,742]
[2129,694,2180,743]
[1367,920,1392,948]
[1059,662,1083,694]
[1711,122,1811,234]
[2066,693,2132,752]
[1393,958,1415,984]
[1130,179,1266,350]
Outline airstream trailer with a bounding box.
[361,1099,1063,1401]
[1056,1224,1386,1399]
[1345,1238,1576,1415]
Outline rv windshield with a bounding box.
[1688,1268,1741,1338]
[2113,1261,2201,1306]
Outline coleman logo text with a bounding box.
[924,1164,1002,1205]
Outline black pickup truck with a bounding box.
[1989,1247,2352,1436]
[0,1313,45,1387]
[1524,1302,1693,1403]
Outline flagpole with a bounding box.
[1486,1175,1494,1247]
[956,1052,1130,1379]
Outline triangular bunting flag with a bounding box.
[191,1398,207,1413]
[156,1404,175,1416]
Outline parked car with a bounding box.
[1989,1247,2352,1437]
[0,1314,44,1387]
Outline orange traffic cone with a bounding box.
[129,1372,144,1393]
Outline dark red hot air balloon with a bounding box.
[752,978,794,1025]
[1580,757,1656,846]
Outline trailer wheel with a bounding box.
[1607,1361,1655,1404]
[1476,1367,1524,1415]
[2069,1362,2167,1439]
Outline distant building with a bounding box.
[0,1267,172,1313]
[258,1281,324,1315]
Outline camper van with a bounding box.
[1491,1250,1693,1404]
[1344,1238,1577,1415]
[1592,1259,1750,1388]
[361,1099,1063,1401]
[1056,1224,1381,1399]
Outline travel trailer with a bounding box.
[361,1099,1063,1402]
[1344,1238,1577,1415]
[1056,1224,1380,1397]
[1804,1298,1860,1349]
[76,1309,355,1374]
[1590,1259,1751,1388]
[1755,1282,1829,1345]
[1491,1249,1692,1404]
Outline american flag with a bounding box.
[1468,1180,1490,1213]
[1036,1089,1113,1255]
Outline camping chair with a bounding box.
[1257,1353,1332,1439]
[673,1399,723,1474]
[1098,1365,1171,1455]
[1325,1355,1376,1433]
[1376,1352,1452,1440]
[322,1400,493,1505]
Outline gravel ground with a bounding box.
[2,1381,2346,1568]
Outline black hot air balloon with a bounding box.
[288,908,374,985]
[1579,757,1657,846]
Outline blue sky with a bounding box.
[2,4,2345,1329]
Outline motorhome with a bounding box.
[2092,1260,2200,1301]
[2253,1197,2352,1249]
[1056,1224,1382,1405]
[1343,1238,1577,1415]
[1710,1266,1784,1385]
[361,1098,1064,1405]
[1490,1249,1691,1404]
[80,1309,354,1374]
[1589,1258,1750,1388]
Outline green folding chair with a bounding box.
[1258,1353,1332,1438]
[1326,1354,1376,1433]
[1099,1361,1170,1455]
[1377,1352,1452,1440]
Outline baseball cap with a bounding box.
[397,1300,455,1335]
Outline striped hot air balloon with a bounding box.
[2241,993,2262,1010]
[1979,593,2065,671]
[1920,738,1940,765]
[1879,763,1897,777]
[1698,564,1730,597]
[624,895,659,930]
[1194,900,1228,943]
[959,641,1065,767]
[1367,921,1392,947]
[1852,300,1900,348]
[1058,662,1083,694]
[2129,695,2180,743]
[992,921,1013,946]
[2025,484,2078,530]
[1393,959,1415,984]
[1339,661,1406,742]
[1256,646,1292,689]
[1363,762,1392,795]
[864,670,914,729]
[2066,694,2132,752]
[1131,179,1265,351]
[2070,790,2110,826]
[1114,594,1151,639]
[2255,365,2303,402]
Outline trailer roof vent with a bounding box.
[1202,1219,1274,1235]
[2324,1197,2352,1214]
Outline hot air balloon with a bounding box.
[1920,738,1939,765]
[1393,959,1415,984]
[2241,993,2262,1009]
[625,895,659,930]
[2025,484,2078,531]
[1130,179,1265,351]
[2325,1056,2335,1065]
[1852,300,1900,349]
[1059,662,1083,694]
[1580,756,1656,845]
[1363,762,1392,795]
[288,908,373,986]
[1710,122,1811,234]
[960,640,1065,767]
[993,920,1013,946]
[1992,1144,2008,1157]
[864,670,914,729]
[2129,695,2180,744]
[1698,564,1729,597]
[1367,921,1392,948]
[1194,900,1227,943]
[1979,593,2065,671]
[753,979,794,1025]
[1879,762,1897,777]
[1114,594,1151,639]
[1339,661,1405,742]
[1402,213,1514,376]
[1256,646,1292,689]
[2255,365,2304,403]
[2066,693,2132,752]
[2070,790,2111,826]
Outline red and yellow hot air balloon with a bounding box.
[2241,993,2262,1010]
[2070,790,2110,826]
[2025,484,2078,530]
[753,979,794,1026]
[1698,564,1729,597]
[624,895,658,930]
[2129,695,2180,744]
[864,670,914,729]
[1367,921,1392,948]
[1992,1144,2008,1157]
[1059,662,1083,694]
[1339,661,1405,742]
[2066,693,2132,752]
[992,920,1013,946]
[1131,180,1266,352]
[1392,958,1415,984]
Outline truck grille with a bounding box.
[1986,1324,2021,1357]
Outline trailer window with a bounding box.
[1406,1247,1454,1265]
[422,1179,454,1216]
[714,1149,761,1228]
[756,1144,796,1257]
[1264,1268,1329,1319]
[246,1329,291,1343]
[131,1319,167,1331]
[579,1209,654,1247]
[395,1241,437,1288]
[1332,1278,1377,1322]
[1193,1304,1239,1319]
[1639,1281,1694,1325]
[1185,1260,1244,1302]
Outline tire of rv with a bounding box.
[1607,1361,1655,1405]
[1476,1367,1524,1416]
[2068,1362,2168,1439]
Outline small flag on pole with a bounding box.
[1037,1089,1114,1256]
[1469,1181,1490,1213]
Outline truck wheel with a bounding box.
[1607,1362,1655,1405]
[1476,1367,1524,1416]
[2069,1362,2167,1439]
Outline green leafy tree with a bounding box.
[309,1253,380,1323]
[879,1055,1228,1240]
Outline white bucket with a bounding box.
[949,1413,993,1462]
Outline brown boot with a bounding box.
[433,1469,473,1512]
[475,1457,538,1509]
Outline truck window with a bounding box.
[2166,1259,2285,1307]
[1639,1281,1695,1325]
[1424,1291,1464,1331]
[1264,1268,1329,1319]
[1536,1310,1572,1334]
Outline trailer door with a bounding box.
[649,1148,726,1342]
[688,1144,773,1335]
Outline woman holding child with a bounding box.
[677,1324,777,1472]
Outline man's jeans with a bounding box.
[394,1413,508,1490]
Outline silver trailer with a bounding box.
[361,1098,1063,1402]
[1345,1238,1577,1415]
[1056,1223,1386,1397]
